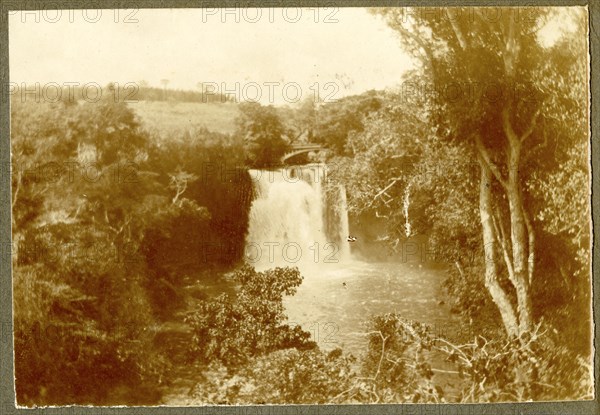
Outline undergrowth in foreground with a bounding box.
[184,267,594,404]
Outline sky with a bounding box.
[8,7,583,105]
[9,7,415,105]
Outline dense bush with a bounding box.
[185,265,316,367]
[11,94,169,405]
[184,309,592,405]
[13,226,166,405]
[185,265,361,405]
[11,91,255,405]
[313,90,383,155]
[235,102,291,168]
[189,348,356,404]
[358,314,593,403]
[144,127,253,271]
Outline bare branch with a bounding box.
[454,261,465,278]
[432,337,472,367]
[169,170,198,205]
[372,331,388,381]
[369,177,401,207]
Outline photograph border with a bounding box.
[0,0,597,413]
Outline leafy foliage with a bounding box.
[313,90,383,155]
[189,348,355,404]
[351,314,592,403]
[11,89,254,405]
[185,265,316,366]
[235,102,291,168]
[12,13,592,403]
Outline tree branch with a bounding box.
[369,177,401,207]
[475,135,507,188]
[374,332,387,381]
[446,9,468,50]
[492,208,517,287]
[519,109,541,143]
[522,206,535,286]
[393,22,436,76]
[11,170,21,211]
[502,107,519,145]
[501,14,519,77]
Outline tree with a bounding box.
[169,170,198,205]
[277,97,317,145]
[313,90,383,155]
[12,95,168,405]
[185,265,315,367]
[235,102,290,168]
[373,7,589,338]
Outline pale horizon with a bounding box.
[9,7,415,105]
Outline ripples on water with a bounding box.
[284,260,462,355]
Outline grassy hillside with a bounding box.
[129,100,240,137]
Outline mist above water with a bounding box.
[246,163,351,274]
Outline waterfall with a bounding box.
[246,163,351,273]
[338,184,351,260]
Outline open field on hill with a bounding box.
[130,100,240,137]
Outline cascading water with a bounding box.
[337,184,351,260]
[244,165,458,368]
[246,163,351,273]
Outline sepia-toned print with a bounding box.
[8,6,593,406]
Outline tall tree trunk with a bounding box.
[499,12,535,335]
[478,157,519,337]
[503,109,534,335]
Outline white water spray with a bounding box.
[246,164,351,273]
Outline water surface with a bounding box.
[284,260,462,355]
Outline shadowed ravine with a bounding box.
[159,165,462,404]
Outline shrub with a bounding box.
[359,314,594,403]
[189,348,356,404]
[185,265,316,367]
